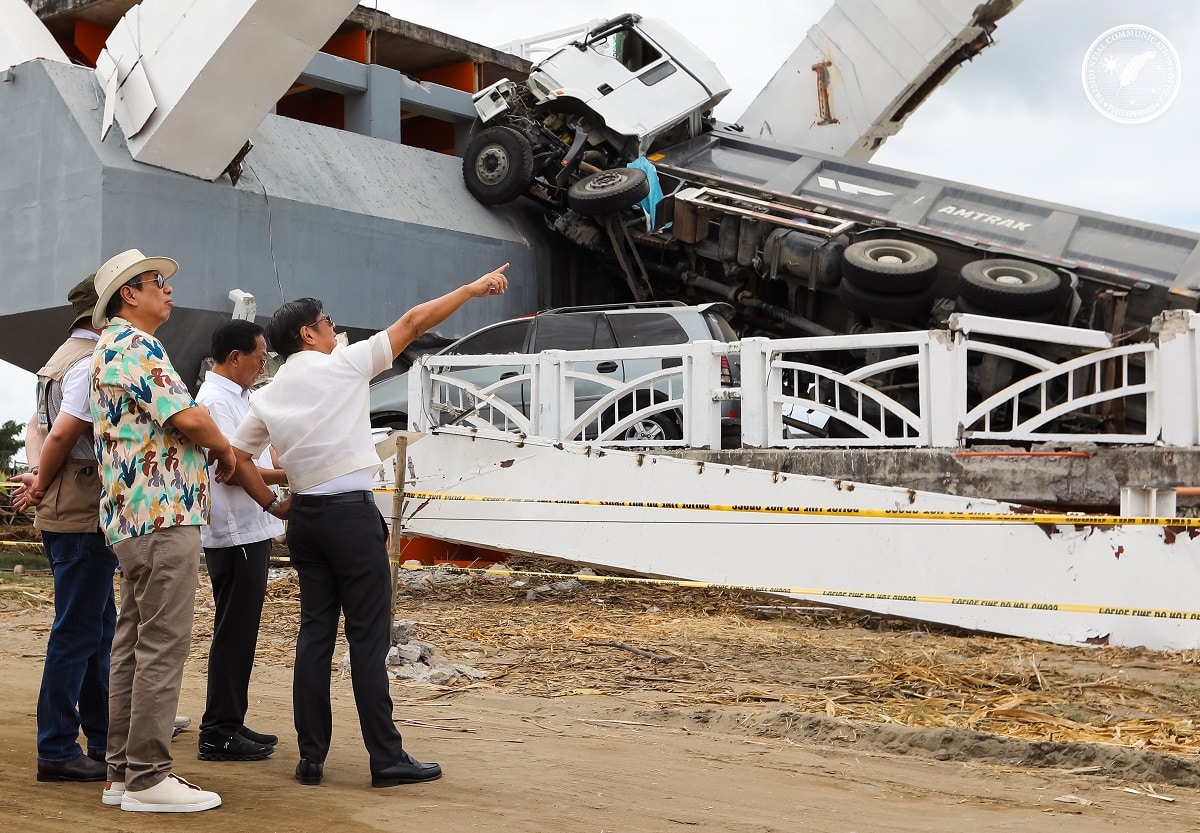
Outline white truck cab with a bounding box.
[464,13,729,211]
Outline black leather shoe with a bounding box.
[198,733,274,761]
[295,758,323,786]
[371,752,442,787]
[86,748,106,763]
[36,753,107,782]
[237,726,278,746]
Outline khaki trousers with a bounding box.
[107,525,200,791]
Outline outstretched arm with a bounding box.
[385,263,510,360]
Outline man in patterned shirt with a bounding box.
[89,249,236,814]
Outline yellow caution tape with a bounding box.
[0,540,42,547]
[401,490,1200,528]
[399,562,1200,621]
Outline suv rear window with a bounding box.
[449,320,530,355]
[703,312,737,342]
[532,313,616,351]
[608,313,689,347]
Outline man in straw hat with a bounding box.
[13,276,117,786]
[229,263,509,789]
[88,248,236,813]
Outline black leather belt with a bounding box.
[292,491,373,508]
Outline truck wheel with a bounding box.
[958,259,1061,314]
[567,168,650,216]
[838,279,936,323]
[841,239,938,294]
[463,126,534,205]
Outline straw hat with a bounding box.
[92,248,179,328]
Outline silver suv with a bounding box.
[369,301,739,443]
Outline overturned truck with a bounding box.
[461,14,1200,440]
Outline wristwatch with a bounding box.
[263,496,281,513]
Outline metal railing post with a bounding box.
[1156,310,1200,446]
[739,337,771,448]
[684,341,721,449]
[926,329,963,447]
[534,351,565,439]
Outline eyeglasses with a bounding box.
[304,314,334,331]
[129,272,167,290]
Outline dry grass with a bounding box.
[204,556,1200,756]
[9,536,1199,756]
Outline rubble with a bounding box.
[339,616,487,684]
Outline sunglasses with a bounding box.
[304,314,334,331]
[130,272,167,290]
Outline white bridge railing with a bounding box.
[409,310,1200,449]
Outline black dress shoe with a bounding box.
[198,733,274,761]
[295,758,323,786]
[371,752,442,787]
[237,726,278,746]
[37,753,108,782]
[86,748,106,763]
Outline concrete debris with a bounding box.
[385,618,486,684]
[342,565,647,684]
[389,644,422,664]
[392,619,415,645]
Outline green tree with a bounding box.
[0,420,25,475]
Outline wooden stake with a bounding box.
[388,434,408,625]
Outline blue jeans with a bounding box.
[36,530,118,764]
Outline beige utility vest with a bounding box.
[34,338,102,534]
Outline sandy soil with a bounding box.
[2,558,1200,832]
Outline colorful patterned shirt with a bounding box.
[91,317,210,545]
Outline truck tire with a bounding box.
[463,126,534,205]
[838,278,936,323]
[958,259,1061,314]
[841,239,938,294]
[568,168,650,216]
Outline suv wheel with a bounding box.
[621,412,682,443]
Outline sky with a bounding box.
[1,0,1195,454]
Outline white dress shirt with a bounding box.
[232,331,391,494]
[197,371,285,548]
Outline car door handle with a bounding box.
[596,361,618,373]
[500,372,518,380]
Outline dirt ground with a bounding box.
[3,549,1200,832]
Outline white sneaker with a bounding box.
[173,714,192,738]
[102,780,124,806]
[120,773,221,813]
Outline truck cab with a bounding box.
[463,13,730,211]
